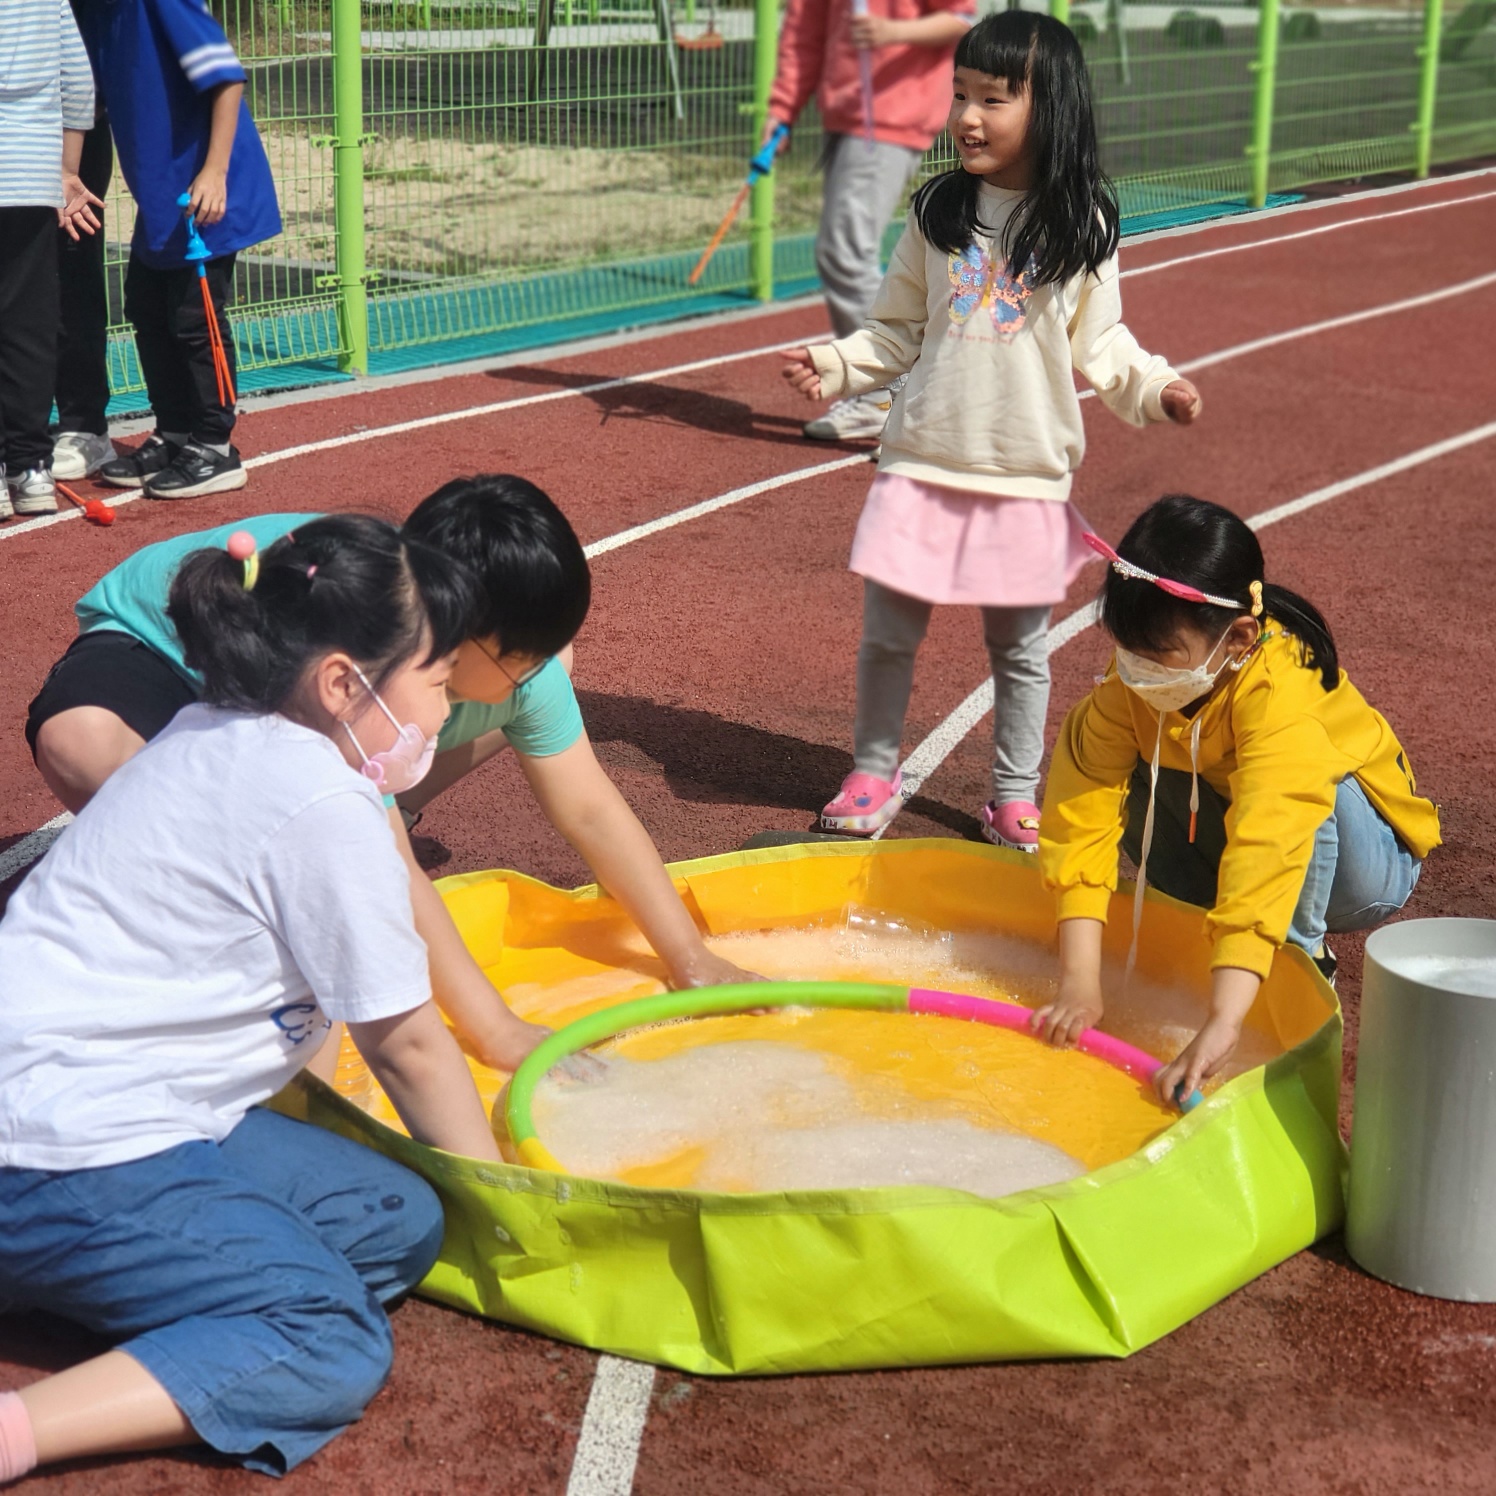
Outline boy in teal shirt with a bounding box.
[28,476,755,1069]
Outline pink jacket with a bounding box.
[767,0,973,152]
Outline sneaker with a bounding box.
[99,433,181,489]
[0,466,12,521]
[821,768,904,835]
[1312,942,1338,988]
[51,430,117,480]
[146,442,247,499]
[979,800,1040,853]
[7,464,57,516]
[803,390,893,442]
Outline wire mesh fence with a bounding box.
[94,0,1495,398]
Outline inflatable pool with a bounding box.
[275,839,1346,1374]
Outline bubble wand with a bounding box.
[688,122,791,287]
[55,481,115,527]
[177,191,236,407]
[850,0,877,149]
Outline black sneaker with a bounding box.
[1313,942,1338,988]
[145,442,247,499]
[98,433,180,489]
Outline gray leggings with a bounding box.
[816,133,924,337]
[854,579,1052,804]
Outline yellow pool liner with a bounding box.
[274,838,1345,1373]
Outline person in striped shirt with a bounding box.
[0,0,102,519]
[74,0,282,499]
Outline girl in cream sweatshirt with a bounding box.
[783,9,1201,847]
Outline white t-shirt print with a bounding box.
[0,706,432,1171]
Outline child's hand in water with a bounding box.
[1160,379,1203,425]
[1030,976,1104,1049]
[479,1016,560,1073]
[1153,1013,1240,1106]
[781,348,823,401]
[668,950,765,992]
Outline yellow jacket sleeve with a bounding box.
[1209,707,1341,979]
[1039,674,1142,923]
[809,217,929,400]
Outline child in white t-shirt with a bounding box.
[0,516,503,1482]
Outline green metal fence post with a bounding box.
[332,0,369,374]
[749,0,777,302]
[1247,0,1281,209]
[1413,0,1445,177]
[1050,0,1072,25]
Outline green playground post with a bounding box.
[332,0,369,374]
[1247,0,1282,209]
[749,0,777,301]
[1050,0,1072,25]
[1413,0,1445,178]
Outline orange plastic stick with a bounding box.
[56,481,115,526]
[688,181,751,287]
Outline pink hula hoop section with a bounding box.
[907,988,1202,1110]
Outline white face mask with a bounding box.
[1113,626,1238,713]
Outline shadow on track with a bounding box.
[577,689,978,840]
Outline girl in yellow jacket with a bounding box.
[1036,494,1439,1104]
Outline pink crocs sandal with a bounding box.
[821,768,904,835]
[980,800,1040,853]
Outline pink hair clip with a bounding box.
[1082,532,1245,611]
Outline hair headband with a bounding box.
[226,529,259,591]
[1083,532,1262,617]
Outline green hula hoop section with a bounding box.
[507,981,906,1170]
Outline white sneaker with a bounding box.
[52,430,117,480]
[8,465,57,516]
[0,467,12,521]
[803,390,893,442]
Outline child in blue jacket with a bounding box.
[76,0,282,498]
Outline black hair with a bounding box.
[168,513,473,712]
[1100,494,1340,691]
[401,474,591,659]
[911,10,1119,287]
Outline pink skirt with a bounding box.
[848,472,1093,607]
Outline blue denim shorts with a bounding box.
[0,1108,444,1475]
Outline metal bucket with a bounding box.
[1346,918,1496,1300]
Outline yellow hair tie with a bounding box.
[1249,580,1263,619]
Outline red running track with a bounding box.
[2,169,1496,1494]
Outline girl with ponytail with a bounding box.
[0,517,509,1483]
[1035,494,1440,1104]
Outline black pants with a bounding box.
[0,206,61,474]
[56,120,115,436]
[123,251,238,445]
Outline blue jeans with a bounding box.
[1122,767,1422,954]
[0,1108,444,1476]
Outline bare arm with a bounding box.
[189,82,243,224]
[387,806,552,1071]
[1031,916,1106,1046]
[349,1001,503,1161]
[1153,966,1260,1104]
[521,736,757,988]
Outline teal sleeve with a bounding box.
[435,657,584,758]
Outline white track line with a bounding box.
[1125,188,1496,279]
[0,814,73,884]
[8,181,1492,550]
[565,1356,656,1496]
[890,417,1496,809]
[583,455,870,560]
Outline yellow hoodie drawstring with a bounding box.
[1188,714,1203,845]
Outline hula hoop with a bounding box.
[505,981,1203,1174]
